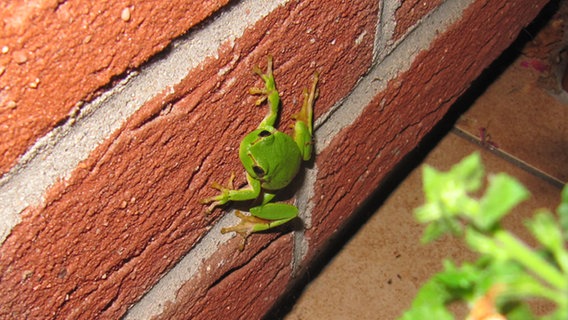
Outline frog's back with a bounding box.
[239,129,302,190]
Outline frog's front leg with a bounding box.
[292,71,319,161]
[221,201,298,250]
[201,173,261,213]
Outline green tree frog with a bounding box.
[201,56,319,250]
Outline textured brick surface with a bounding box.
[0,0,550,319]
[304,0,549,261]
[0,0,377,318]
[393,0,445,40]
[0,0,228,173]
[153,235,293,320]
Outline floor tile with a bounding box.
[455,4,568,184]
[285,134,562,320]
[455,58,568,185]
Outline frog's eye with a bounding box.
[252,165,265,178]
[258,130,272,137]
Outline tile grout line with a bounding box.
[451,128,565,189]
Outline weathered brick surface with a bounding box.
[153,234,293,320]
[0,0,229,173]
[393,0,445,40]
[0,0,377,318]
[0,0,551,318]
[304,0,549,261]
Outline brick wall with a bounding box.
[0,0,548,319]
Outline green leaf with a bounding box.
[422,165,443,204]
[397,278,455,320]
[525,210,568,274]
[416,153,485,242]
[415,202,443,224]
[419,215,464,243]
[449,152,484,193]
[435,260,478,298]
[557,184,568,239]
[475,173,530,231]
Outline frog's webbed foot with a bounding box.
[249,87,268,106]
[200,173,236,214]
[252,55,274,82]
[221,210,270,251]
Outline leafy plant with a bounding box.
[399,153,568,320]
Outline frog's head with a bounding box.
[238,128,302,190]
[239,129,275,183]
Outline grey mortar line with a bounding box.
[0,0,479,315]
[0,0,289,244]
[373,0,399,61]
[123,209,240,319]
[314,0,475,149]
[124,0,477,316]
[120,1,293,318]
[292,0,476,270]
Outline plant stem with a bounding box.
[495,230,566,291]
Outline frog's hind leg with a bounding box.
[221,210,268,250]
[292,71,319,161]
[221,202,298,250]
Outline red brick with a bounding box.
[0,0,229,174]
[393,0,445,41]
[153,234,293,320]
[0,0,377,318]
[304,0,549,260]
[0,0,551,318]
